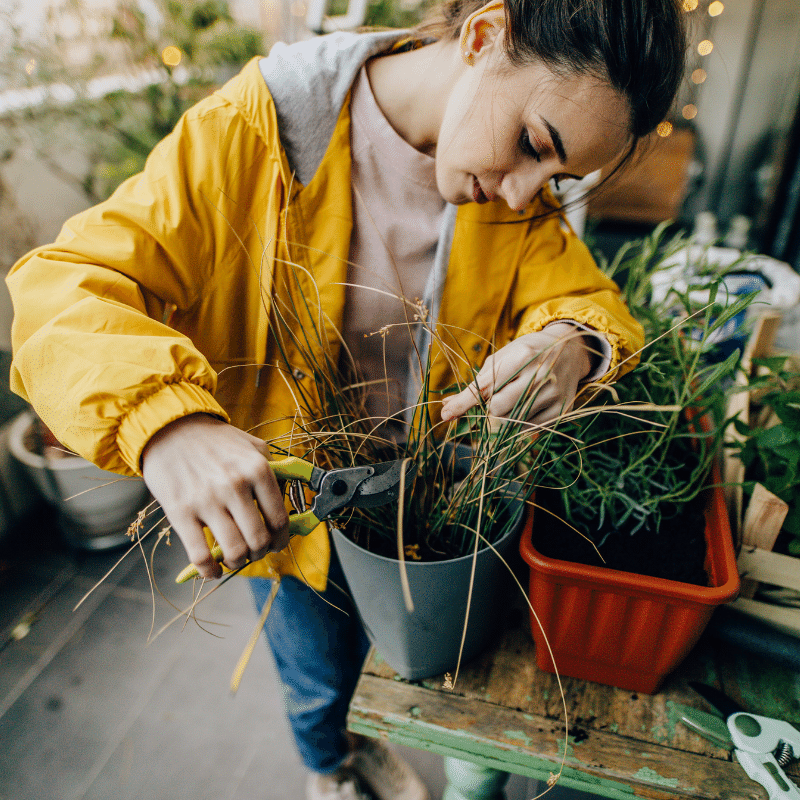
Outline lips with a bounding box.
[472,175,491,204]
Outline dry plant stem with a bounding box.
[396,458,414,613]
[285,539,350,617]
[231,577,281,694]
[528,500,605,563]
[62,475,144,501]
[73,502,161,611]
[151,571,242,642]
[449,459,489,691]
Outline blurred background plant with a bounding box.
[0,0,264,203]
[730,355,800,553]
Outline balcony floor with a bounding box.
[0,506,577,800]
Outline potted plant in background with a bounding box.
[8,409,150,551]
[723,347,800,637]
[518,227,749,694]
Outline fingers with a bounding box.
[175,515,223,580]
[141,415,292,581]
[440,380,485,421]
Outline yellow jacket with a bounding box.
[7,35,643,589]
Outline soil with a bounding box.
[532,488,709,586]
[338,505,521,563]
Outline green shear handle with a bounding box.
[174,457,325,584]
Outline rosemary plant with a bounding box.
[535,224,755,565]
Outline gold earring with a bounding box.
[464,50,474,64]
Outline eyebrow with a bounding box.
[541,117,568,164]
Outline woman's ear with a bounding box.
[460,1,506,65]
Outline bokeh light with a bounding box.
[692,68,707,83]
[682,104,698,120]
[657,121,673,138]
[698,40,714,56]
[708,1,724,15]
[25,58,36,75]
[682,0,698,11]
[161,46,182,67]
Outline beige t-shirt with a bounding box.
[342,65,447,427]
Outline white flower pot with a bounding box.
[8,410,151,551]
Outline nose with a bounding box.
[500,170,546,213]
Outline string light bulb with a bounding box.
[161,46,182,67]
[698,39,714,56]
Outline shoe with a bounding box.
[345,738,430,800]
[307,766,374,800]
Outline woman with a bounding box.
[6,1,686,797]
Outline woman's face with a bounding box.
[435,36,631,211]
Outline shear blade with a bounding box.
[349,460,417,508]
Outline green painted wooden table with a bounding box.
[348,606,800,799]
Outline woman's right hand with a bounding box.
[141,413,290,579]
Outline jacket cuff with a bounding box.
[543,320,612,381]
[117,381,230,474]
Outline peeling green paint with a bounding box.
[393,675,402,681]
[373,652,385,665]
[663,700,682,740]
[543,690,550,701]
[526,695,534,702]
[556,736,577,761]
[504,730,533,746]
[409,706,421,717]
[523,714,534,721]
[650,723,667,742]
[609,723,619,734]
[632,767,680,788]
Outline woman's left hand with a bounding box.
[440,323,594,426]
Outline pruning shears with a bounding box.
[677,682,800,799]
[175,456,415,583]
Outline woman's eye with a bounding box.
[520,130,540,161]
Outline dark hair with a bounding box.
[414,0,687,140]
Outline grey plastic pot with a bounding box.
[331,501,524,680]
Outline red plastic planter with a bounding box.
[519,461,740,694]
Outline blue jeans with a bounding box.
[249,543,371,774]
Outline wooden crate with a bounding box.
[724,312,800,636]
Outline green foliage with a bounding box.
[1,0,263,202]
[363,0,435,30]
[539,223,756,546]
[731,357,800,549]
